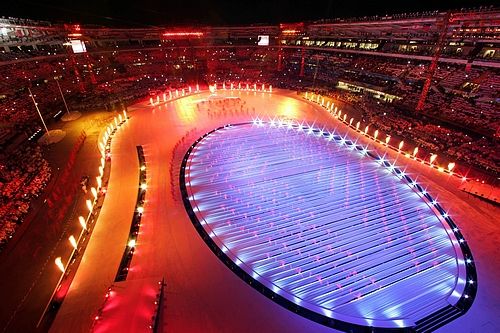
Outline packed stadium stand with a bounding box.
[0,5,499,281]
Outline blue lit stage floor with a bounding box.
[182,121,475,331]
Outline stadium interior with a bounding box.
[0,7,499,333]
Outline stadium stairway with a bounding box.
[414,305,463,333]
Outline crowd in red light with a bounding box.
[0,145,51,248]
[0,39,498,250]
[322,90,499,174]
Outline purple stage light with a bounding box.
[181,121,476,332]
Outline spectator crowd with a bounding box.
[0,145,51,249]
[0,28,498,250]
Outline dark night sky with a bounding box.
[1,0,498,27]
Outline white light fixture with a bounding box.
[69,235,77,249]
[55,257,65,273]
[79,216,87,230]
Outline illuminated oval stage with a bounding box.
[180,121,476,332]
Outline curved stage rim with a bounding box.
[179,121,477,333]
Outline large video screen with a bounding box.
[257,35,269,46]
[70,40,87,53]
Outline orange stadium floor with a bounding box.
[49,89,500,333]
